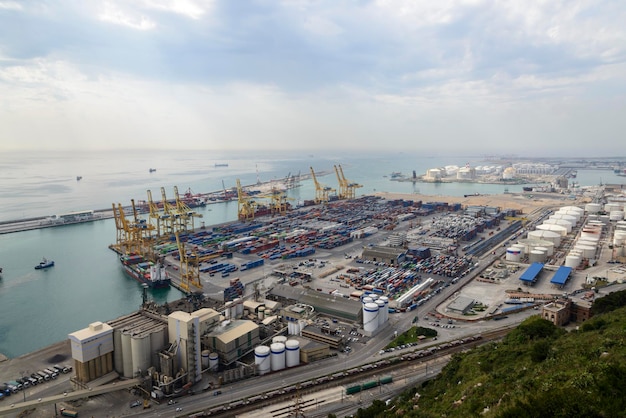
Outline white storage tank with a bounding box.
[512,243,526,255]
[272,335,288,345]
[379,296,389,323]
[565,254,581,268]
[599,215,610,224]
[258,306,265,320]
[585,203,602,213]
[285,340,300,367]
[234,298,244,318]
[614,231,626,246]
[581,226,602,240]
[605,203,623,212]
[574,244,596,259]
[559,206,584,215]
[376,299,386,327]
[609,211,625,221]
[121,330,133,378]
[534,246,552,257]
[506,247,522,262]
[270,343,286,372]
[362,296,374,305]
[201,350,210,369]
[224,301,232,319]
[550,213,578,225]
[536,224,568,236]
[255,346,271,375]
[209,352,219,371]
[363,302,379,333]
[527,230,561,246]
[543,218,572,233]
[529,250,546,263]
[615,221,626,231]
[131,333,152,378]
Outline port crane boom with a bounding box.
[236,179,258,221]
[310,166,335,205]
[338,164,362,199]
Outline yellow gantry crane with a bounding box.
[160,187,179,235]
[173,186,203,231]
[174,231,203,293]
[111,202,148,256]
[310,166,336,205]
[337,164,362,199]
[147,189,171,238]
[236,178,258,221]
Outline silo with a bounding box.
[273,335,287,345]
[114,329,124,374]
[150,327,166,361]
[376,299,386,327]
[528,250,545,263]
[506,248,522,262]
[369,293,379,301]
[362,296,374,305]
[585,203,602,213]
[574,245,596,259]
[224,301,232,319]
[254,346,271,375]
[285,340,301,367]
[258,306,265,320]
[121,330,133,378]
[609,211,624,221]
[209,352,219,371]
[363,302,379,333]
[201,350,210,369]
[234,298,244,318]
[379,296,389,323]
[230,302,238,320]
[543,219,572,233]
[270,343,286,372]
[565,254,581,268]
[131,333,152,378]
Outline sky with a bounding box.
[0,0,625,157]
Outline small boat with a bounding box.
[149,168,157,173]
[35,258,55,270]
[76,176,82,181]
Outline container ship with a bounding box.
[120,255,171,288]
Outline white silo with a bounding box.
[574,245,596,259]
[273,335,287,345]
[201,350,210,369]
[121,330,133,378]
[565,254,581,268]
[209,352,219,371]
[376,299,386,327]
[534,246,552,257]
[543,219,572,233]
[527,230,561,246]
[369,293,379,301]
[506,247,522,262]
[234,298,244,318]
[258,306,265,320]
[379,296,389,323]
[614,231,626,246]
[362,296,374,305]
[285,340,301,367]
[224,301,232,319]
[131,333,152,377]
[255,346,271,375]
[585,203,602,213]
[363,302,379,333]
[270,343,286,372]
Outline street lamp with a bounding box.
[19,370,29,402]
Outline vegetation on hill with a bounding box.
[350,290,626,418]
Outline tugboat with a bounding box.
[35,258,55,270]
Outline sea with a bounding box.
[0,149,623,359]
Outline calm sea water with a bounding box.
[0,150,623,358]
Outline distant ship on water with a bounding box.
[215,163,229,168]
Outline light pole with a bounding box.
[20,370,29,402]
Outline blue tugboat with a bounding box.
[35,258,55,270]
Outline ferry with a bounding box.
[120,255,170,288]
[35,258,55,270]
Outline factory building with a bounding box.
[68,321,114,384]
[300,325,343,350]
[361,246,407,266]
[268,284,363,323]
[204,320,260,366]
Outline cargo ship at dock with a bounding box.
[119,255,170,288]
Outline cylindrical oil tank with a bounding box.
[258,306,265,320]
[559,206,584,215]
[512,243,526,255]
[527,230,561,246]
[255,346,271,375]
[615,221,626,231]
[574,245,596,259]
[535,224,568,236]
[609,211,625,221]
[614,231,626,246]
[376,299,386,327]
[528,250,546,264]
[379,296,389,323]
[201,350,210,369]
[599,215,610,224]
[121,330,133,378]
[270,343,286,372]
[518,239,553,255]
[543,219,572,233]
[285,340,300,368]
[534,246,553,257]
[565,254,581,268]
[362,296,374,305]
[363,302,379,333]
[581,227,601,240]
[506,248,522,262]
[550,213,578,225]
[273,335,288,345]
[209,352,219,371]
[585,203,602,213]
[604,203,623,212]
[131,333,152,377]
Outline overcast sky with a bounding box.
[1,1,624,156]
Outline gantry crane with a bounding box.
[147,189,172,238]
[174,231,203,293]
[310,166,336,205]
[337,164,362,199]
[161,187,181,235]
[173,186,203,231]
[111,202,147,256]
[236,178,258,221]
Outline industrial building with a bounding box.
[68,321,114,384]
[361,246,407,266]
[203,320,260,365]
